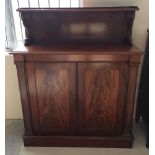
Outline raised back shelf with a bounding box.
[18,7,138,46]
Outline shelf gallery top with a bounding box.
[17,6,139,46]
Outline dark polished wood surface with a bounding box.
[78,62,129,136]
[12,6,142,148]
[12,44,142,54]
[12,45,142,147]
[18,7,138,46]
[23,135,133,148]
[17,7,139,12]
[26,63,77,135]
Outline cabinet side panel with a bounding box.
[15,62,33,135]
[124,65,139,133]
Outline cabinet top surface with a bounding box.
[11,44,143,55]
[17,6,138,12]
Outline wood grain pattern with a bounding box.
[15,62,33,136]
[12,6,142,147]
[26,63,77,135]
[78,63,129,135]
[24,54,130,62]
[85,68,118,128]
[124,65,139,133]
[36,67,69,129]
[18,7,138,46]
[12,44,143,54]
[12,48,142,147]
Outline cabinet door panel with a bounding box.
[78,62,129,136]
[26,63,77,135]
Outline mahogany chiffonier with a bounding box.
[11,7,143,148]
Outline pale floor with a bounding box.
[5,119,149,155]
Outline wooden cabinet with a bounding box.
[11,7,143,148]
[12,46,142,148]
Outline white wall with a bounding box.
[132,0,149,51]
[84,0,149,51]
[5,55,23,119]
[84,0,136,6]
[5,0,148,119]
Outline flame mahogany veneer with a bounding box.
[11,7,143,148]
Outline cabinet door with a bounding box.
[78,62,129,136]
[26,63,77,135]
